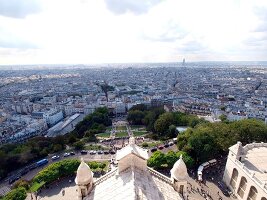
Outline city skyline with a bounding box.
[0,0,267,65]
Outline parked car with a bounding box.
[81,150,87,155]
[110,150,116,154]
[70,152,75,156]
[104,151,110,155]
[97,150,104,154]
[158,145,164,150]
[20,168,29,176]
[52,155,60,160]
[150,147,157,152]
[64,153,70,157]
[168,142,174,146]
[9,176,20,184]
[164,143,170,148]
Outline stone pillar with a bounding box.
[173,179,187,198]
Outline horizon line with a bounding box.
[1,60,267,67]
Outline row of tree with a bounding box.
[1,187,26,200]
[127,104,206,139]
[0,135,66,179]
[177,119,267,164]
[33,159,80,184]
[148,150,194,169]
[70,107,112,141]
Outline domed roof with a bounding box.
[75,158,93,185]
[170,155,188,181]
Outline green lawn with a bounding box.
[96,132,110,138]
[106,126,112,131]
[133,131,147,136]
[130,125,146,130]
[85,144,109,150]
[116,132,128,137]
[87,161,110,173]
[116,126,127,131]
[141,141,162,148]
[29,181,45,192]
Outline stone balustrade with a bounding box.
[147,167,173,185]
[94,168,118,186]
[242,142,267,154]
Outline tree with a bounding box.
[220,106,226,111]
[68,134,77,144]
[168,125,177,138]
[147,151,166,169]
[127,110,145,125]
[176,151,195,168]
[165,151,178,168]
[3,187,27,200]
[33,159,80,184]
[84,132,97,143]
[141,142,148,148]
[230,119,267,144]
[73,141,85,150]
[129,104,148,112]
[188,127,218,163]
[176,129,192,151]
[12,179,30,190]
[154,113,174,136]
[219,114,228,122]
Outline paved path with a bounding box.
[187,176,234,200]
[26,177,77,200]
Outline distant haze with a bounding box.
[0,0,266,65]
[1,61,267,70]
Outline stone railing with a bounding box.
[234,159,267,192]
[147,167,173,185]
[243,166,252,175]
[253,176,263,186]
[94,168,118,186]
[243,142,267,154]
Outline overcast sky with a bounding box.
[0,0,266,64]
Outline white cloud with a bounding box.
[0,0,42,18]
[104,0,162,15]
[0,0,266,64]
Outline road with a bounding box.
[0,151,112,197]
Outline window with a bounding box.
[179,185,184,194]
[247,186,257,200]
[230,168,239,189]
[237,177,247,198]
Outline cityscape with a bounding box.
[0,0,267,200]
[1,62,267,145]
[0,62,266,200]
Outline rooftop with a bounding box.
[243,146,267,182]
[85,167,182,200]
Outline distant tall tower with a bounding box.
[182,58,185,66]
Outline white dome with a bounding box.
[170,155,188,181]
[75,158,93,185]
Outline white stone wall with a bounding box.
[118,154,147,173]
[223,150,267,200]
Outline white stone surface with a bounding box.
[75,159,93,185]
[171,155,189,181]
[84,167,183,200]
[116,142,149,161]
[223,142,267,200]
